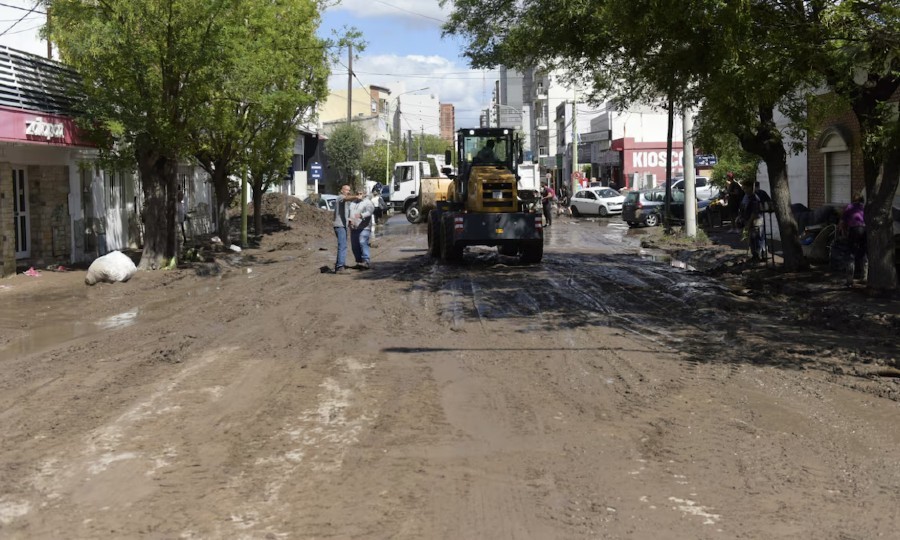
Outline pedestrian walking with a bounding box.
[541,182,555,227]
[726,173,743,232]
[176,189,187,244]
[740,181,766,261]
[349,187,375,270]
[332,184,353,273]
[839,193,867,285]
[557,184,570,216]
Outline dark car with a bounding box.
[622,189,710,227]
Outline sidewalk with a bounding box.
[641,222,900,316]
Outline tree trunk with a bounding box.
[210,167,234,247]
[136,146,178,270]
[736,106,805,271]
[762,156,805,271]
[862,147,899,291]
[853,89,900,292]
[252,185,264,237]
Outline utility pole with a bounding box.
[347,44,353,124]
[240,165,248,247]
[407,129,412,161]
[419,126,423,161]
[571,89,578,196]
[495,80,501,128]
[46,5,52,59]
[385,102,391,185]
[683,107,697,237]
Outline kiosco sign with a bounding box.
[631,150,683,168]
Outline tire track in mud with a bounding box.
[414,249,750,440]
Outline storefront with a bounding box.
[615,138,685,190]
[0,104,103,276]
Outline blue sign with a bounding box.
[695,154,718,167]
[310,161,323,180]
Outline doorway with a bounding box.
[12,167,30,259]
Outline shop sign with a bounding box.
[632,150,683,168]
[25,117,65,140]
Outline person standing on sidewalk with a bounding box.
[349,187,375,269]
[839,193,867,285]
[726,172,743,232]
[740,180,765,261]
[541,182,555,227]
[332,184,353,273]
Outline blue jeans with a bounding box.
[351,227,371,264]
[334,226,348,269]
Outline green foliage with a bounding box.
[327,124,367,186]
[360,140,399,184]
[46,0,340,257]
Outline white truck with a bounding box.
[516,161,540,195]
[389,157,451,223]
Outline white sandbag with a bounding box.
[85,251,137,285]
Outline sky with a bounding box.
[321,0,497,128]
[0,0,497,128]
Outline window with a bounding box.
[820,129,851,204]
[584,191,597,200]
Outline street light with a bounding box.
[385,87,430,185]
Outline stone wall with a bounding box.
[26,165,71,268]
[0,163,13,277]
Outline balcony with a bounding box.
[534,84,548,101]
[535,117,549,130]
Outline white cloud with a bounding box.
[330,52,497,128]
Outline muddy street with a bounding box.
[1,213,898,539]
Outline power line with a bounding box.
[0,2,39,37]
[2,21,41,35]
[370,0,445,23]
[0,2,44,15]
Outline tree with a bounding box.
[442,0,822,272]
[360,140,392,185]
[48,0,251,269]
[326,124,366,190]
[246,118,294,237]
[813,2,900,291]
[192,0,330,246]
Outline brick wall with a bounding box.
[808,89,900,208]
[0,163,13,277]
[807,108,862,209]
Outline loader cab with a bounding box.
[460,130,516,169]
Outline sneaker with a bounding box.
[359,261,370,270]
[334,266,346,274]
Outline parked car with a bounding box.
[671,176,720,201]
[304,193,338,211]
[569,187,626,217]
[622,189,711,227]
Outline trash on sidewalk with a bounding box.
[23,267,40,277]
[85,251,137,285]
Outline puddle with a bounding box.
[2,308,141,358]
[639,250,697,271]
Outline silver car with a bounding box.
[569,187,625,217]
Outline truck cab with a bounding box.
[390,157,448,223]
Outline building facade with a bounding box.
[0,47,216,277]
[440,103,455,143]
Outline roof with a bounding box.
[0,46,81,117]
